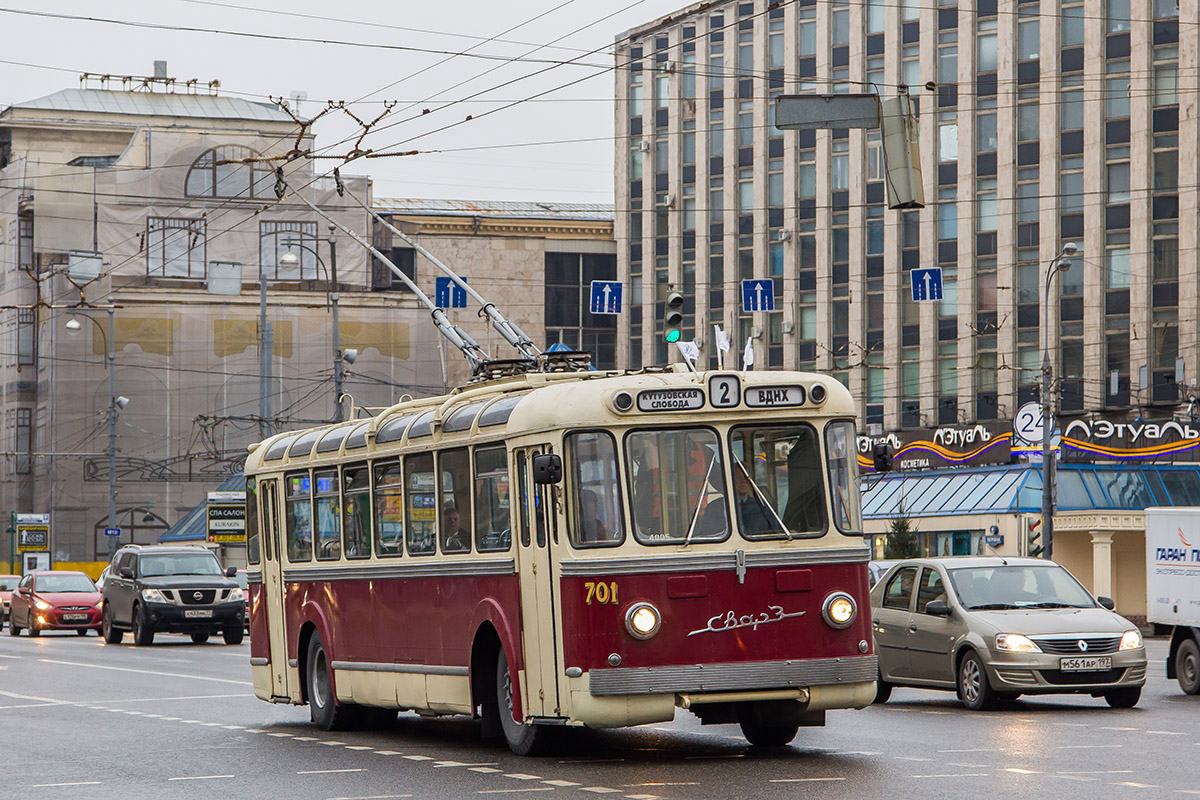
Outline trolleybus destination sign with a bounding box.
[637,388,705,412]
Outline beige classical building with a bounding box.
[0,79,438,569]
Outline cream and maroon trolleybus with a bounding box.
[244,365,879,754]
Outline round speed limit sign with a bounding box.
[1014,401,1053,445]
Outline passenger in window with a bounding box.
[734,469,780,536]
[577,489,610,544]
[441,505,469,553]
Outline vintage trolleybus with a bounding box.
[244,366,879,754]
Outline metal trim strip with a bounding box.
[249,657,269,666]
[245,570,263,583]
[588,655,878,696]
[331,660,468,677]
[282,558,515,583]
[558,548,870,577]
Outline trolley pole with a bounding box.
[329,226,344,422]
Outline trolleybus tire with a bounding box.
[1176,638,1200,695]
[496,648,546,756]
[873,675,893,704]
[223,626,244,645]
[307,632,353,731]
[1104,686,1141,708]
[739,720,800,747]
[957,650,998,711]
[131,604,155,646]
[191,632,210,644]
[101,605,122,644]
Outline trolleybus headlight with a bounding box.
[808,383,827,405]
[613,391,634,412]
[1119,630,1143,650]
[821,592,856,629]
[625,602,662,640]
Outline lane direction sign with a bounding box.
[742,279,776,312]
[590,280,623,314]
[435,276,468,308]
[911,267,944,302]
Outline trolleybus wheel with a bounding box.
[101,605,122,644]
[307,632,352,731]
[496,648,546,756]
[1176,638,1200,695]
[739,719,800,747]
[873,673,893,704]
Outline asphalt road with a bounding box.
[0,632,1195,800]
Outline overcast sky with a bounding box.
[1,0,687,204]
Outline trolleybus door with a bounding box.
[514,447,562,718]
[260,479,290,699]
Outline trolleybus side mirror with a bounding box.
[1097,596,1115,610]
[532,453,563,485]
[924,600,952,617]
[225,566,238,578]
[872,442,894,473]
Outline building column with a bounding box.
[1090,531,1114,600]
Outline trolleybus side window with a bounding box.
[246,476,260,565]
[825,421,864,535]
[314,470,342,561]
[474,446,512,552]
[728,424,826,539]
[439,448,472,554]
[342,465,372,560]
[285,472,313,562]
[566,431,624,548]
[263,481,278,562]
[516,452,531,547]
[374,462,404,557]
[626,428,730,544]
[406,453,437,556]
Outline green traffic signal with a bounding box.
[664,290,685,343]
[665,329,681,343]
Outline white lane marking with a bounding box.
[625,796,663,800]
[769,777,847,783]
[0,653,22,659]
[580,790,622,795]
[39,658,251,686]
[403,755,433,761]
[1002,768,1041,775]
[1102,727,1138,731]
[1060,771,1134,775]
[1146,731,1186,736]
[374,751,403,756]
[1116,782,1159,789]
[910,773,989,779]
[298,769,366,774]
[345,746,374,751]
[833,751,883,756]
[1056,776,1099,782]
[268,732,292,737]
[1054,722,1089,727]
[161,717,181,721]
[623,784,698,788]
[922,710,952,715]
[31,781,102,788]
[543,780,581,787]
[0,689,68,705]
[168,774,236,781]
[894,757,935,762]
[504,774,544,780]
[476,791,555,795]
[948,763,990,768]
[293,736,318,741]
[200,722,221,727]
[319,740,347,746]
[435,761,497,767]
[222,725,243,730]
[471,768,503,774]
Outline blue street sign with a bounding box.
[589,280,623,315]
[435,276,468,308]
[103,527,121,537]
[741,279,776,312]
[911,267,944,302]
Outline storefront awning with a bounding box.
[862,463,1200,519]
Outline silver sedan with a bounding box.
[869,556,1147,710]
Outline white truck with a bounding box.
[1146,508,1200,694]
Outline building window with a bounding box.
[1153,222,1178,282]
[545,252,618,369]
[16,308,34,367]
[1060,156,1084,212]
[374,247,415,292]
[17,216,32,270]
[798,6,816,57]
[1155,46,1178,106]
[938,187,957,241]
[977,20,998,72]
[185,145,272,199]
[10,407,30,475]
[1105,231,1131,289]
[1017,167,1039,223]
[1018,18,1039,61]
[1107,0,1131,33]
[1063,4,1084,47]
[1017,89,1039,141]
[260,221,319,281]
[1105,63,1131,119]
[1106,147,1130,203]
[146,217,206,279]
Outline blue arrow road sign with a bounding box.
[911,267,944,302]
[104,527,121,537]
[742,279,776,312]
[589,280,623,314]
[435,276,468,308]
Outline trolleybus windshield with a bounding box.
[729,424,826,539]
[626,428,730,545]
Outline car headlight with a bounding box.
[227,587,245,603]
[625,602,661,640]
[995,633,1042,653]
[33,598,53,611]
[141,589,170,603]
[822,592,857,629]
[1119,630,1143,650]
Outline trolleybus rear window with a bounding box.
[728,424,827,539]
[285,472,313,562]
[626,428,730,545]
[473,446,512,552]
[374,463,404,556]
[566,431,624,548]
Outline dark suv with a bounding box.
[101,545,244,646]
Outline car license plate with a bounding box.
[184,609,212,618]
[1060,656,1112,672]
[62,613,88,621]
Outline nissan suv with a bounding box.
[101,545,244,646]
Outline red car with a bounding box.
[8,571,102,636]
[0,574,18,626]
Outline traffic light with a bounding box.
[1026,518,1043,557]
[664,291,684,343]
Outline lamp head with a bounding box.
[342,348,358,365]
[1061,242,1079,257]
[114,396,130,410]
[65,318,82,335]
[279,251,300,267]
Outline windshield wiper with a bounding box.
[1023,601,1074,608]
[733,458,792,540]
[684,451,721,546]
[967,602,1021,610]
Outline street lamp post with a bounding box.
[280,229,347,422]
[65,309,128,557]
[1041,242,1078,561]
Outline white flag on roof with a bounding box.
[742,338,755,370]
